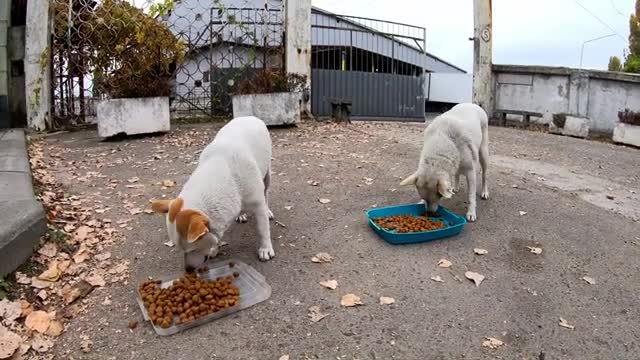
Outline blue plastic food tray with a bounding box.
[366,203,467,245]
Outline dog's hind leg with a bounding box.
[479,127,490,200]
[264,168,274,220]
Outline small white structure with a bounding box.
[97,97,170,138]
[613,123,640,147]
[232,92,301,126]
[549,115,590,138]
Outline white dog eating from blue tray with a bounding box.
[151,116,275,271]
[400,103,489,222]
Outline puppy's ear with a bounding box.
[437,177,453,199]
[151,199,171,213]
[399,172,418,186]
[168,198,184,223]
[187,214,209,243]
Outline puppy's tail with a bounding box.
[399,172,418,186]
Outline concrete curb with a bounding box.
[0,129,46,276]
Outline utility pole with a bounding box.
[472,0,494,117]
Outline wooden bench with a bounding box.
[328,98,352,122]
[494,109,543,126]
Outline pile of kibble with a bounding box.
[139,269,240,329]
[373,214,446,233]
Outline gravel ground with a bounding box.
[41,121,640,360]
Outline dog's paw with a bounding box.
[267,209,274,220]
[235,214,248,223]
[258,245,275,261]
[480,190,490,200]
[466,211,477,222]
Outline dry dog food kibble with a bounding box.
[139,272,240,329]
[373,214,446,233]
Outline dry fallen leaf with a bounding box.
[163,240,175,248]
[85,274,106,287]
[0,325,22,359]
[438,259,452,268]
[38,243,57,258]
[127,177,139,183]
[519,211,528,216]
[80,336,93,353]
[582,276,596,285]
[379,296,395,305]
[30,277,53,289]
[559,317,575,330]
[311,252,333,263]
[307,180,320,186]
[19,300,33,317]
[430,276,444,283]
[38,260,62,282]
[0,300,22,325]
[95,252,111,262]
[73,244,90,264]
[74,226,92,242]
[341,294,363,307]
[25,311,52,333]
[465,271,485,287]
[31,334,54,353]
[45,320,64,337]
[37,290,48,301]
[307,305,329,323]
[161,179,176,187]
[279,356,290,360]
[474,248,489,255]
[482,337,504,349]
[526,246,543,255]
[318,198,331,204]
[62,280,94,305]
[15,272,31,285]
[319,280,338,290]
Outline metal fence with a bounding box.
[51,0,284,126]
[311,10,427,119]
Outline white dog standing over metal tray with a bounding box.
[400,103,490,222]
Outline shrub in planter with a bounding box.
[232,70,307,126]
[613,108,640,147]
[86,0,185,137]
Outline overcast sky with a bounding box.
[312,0,635,72]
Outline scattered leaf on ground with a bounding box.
[341,294,363,307]
[127,177,139,183]
[80,336,93,353]
[95,252,111,262]
[430,276,444,283]
[15,272,30,285]
[73,244,90,264]
[559,317,575,330]
[0,325,21,359]
[311,252,333,263]
[482,337,504,349]
[526,246,543,255]
[465,271,485,287]
[519,211,528,216]
[25,311,52,333]
[74,226,92,242]
[31,334,54,353]
[379,296,395,305]
[45,320,64,337]
[161,180,176,187]
[307,180,320,186]
[38,243,57,258]
[62,280,94,305]
[30,277,54,289]
[128,320,138,330]
[319,280,338,290]
[38,260,62,282]
[163,240,175,248]
[307,306,328,323]
[318,198,331,204]
[0,300,22,325]
[85,274,106,287]
[582,276,596,285]
[279,356,290,360]
[438,259,452,268]
[37,290,48,300]
[474,248,488,255]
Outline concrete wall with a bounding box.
[493,65,640,133]
[0,0,9,128]
[25,0,51,130]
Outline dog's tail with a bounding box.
[399,171,418,186]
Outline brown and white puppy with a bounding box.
[152,116,274,271]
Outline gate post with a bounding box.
[25,0,51,130]
[284,0,311,117]
[472,0,494,117]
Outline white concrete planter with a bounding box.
[549,115,589,138]
[232,92,301,126]
[613,122,640,147]
[97,97,170,138]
